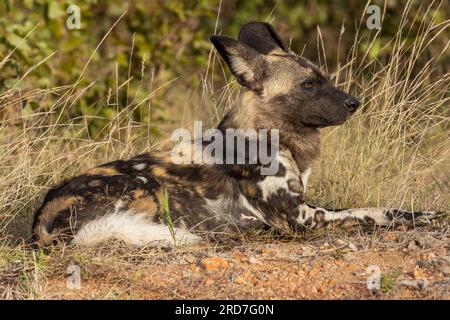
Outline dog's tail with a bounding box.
[31,186,66,247]
[32,205,56,247]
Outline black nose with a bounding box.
[344,97,359,112]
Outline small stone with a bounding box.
[200,257,229,271]
[335,239,346,246]
[400,279,428,290]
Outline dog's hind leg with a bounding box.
[292,203,445,229]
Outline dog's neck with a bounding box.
[217,90,321,174]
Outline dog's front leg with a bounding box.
[291,203,445,229]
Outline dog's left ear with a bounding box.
[238,21,289,54]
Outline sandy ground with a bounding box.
[2,226,447,300]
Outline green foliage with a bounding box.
[162,189,176,244]
[0,0,218,136]
[381,269,401,293]
[0,0,448,137]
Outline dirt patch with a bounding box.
[2,226,447,300]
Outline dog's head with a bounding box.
[211,22,359,128]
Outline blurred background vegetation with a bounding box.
[0,0,449,137]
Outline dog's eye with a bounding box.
[303,81,314,89]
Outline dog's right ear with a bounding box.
[238,22,289,54]
[210,35,266,91]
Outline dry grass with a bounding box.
[0,1,448,299]
[309,1,449,211]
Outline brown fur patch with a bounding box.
[173,201,182,210]
[34,195,84,245]
[131,189,146,199]
[152,167,169,179]
[91,192,106,202]
[39,196,83,222]
[86,166,120,176]
[239,180,258,198]
[264,54,315,97]
[88,180,102,187]
[128,196,157,214]
[194,185,207,195]
[234,91,259,129]
[314,210,326,228]
[287,179,301,193]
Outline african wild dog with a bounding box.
[32,22,444,247]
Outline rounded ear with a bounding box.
[238,22,289,54]
[210,35,266,91]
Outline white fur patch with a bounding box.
[230,56,254,82]
[240,213,258,221]
[133,163,147,171]
[73,207,201,247]
[258,150,300,201]
[137,176,148,183]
